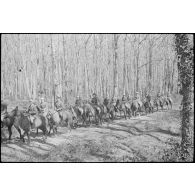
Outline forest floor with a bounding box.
[1,95,194,162]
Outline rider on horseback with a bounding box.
[91,93,98,105]
[103,96,109,106]
[55,96,63,112]
[75,96,82,107]
[122,94,127,102]
[135,91,142,109]
[39,97,48,117]
[127,94,131,101]
[146,92,151,102]
[157,92,161,99]
[28,99,40,115]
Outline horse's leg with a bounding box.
[67,121,71,133]
[48,124,51,134]
[8,126,12,140]
[88,114,91,126]
[16,127,22,139]
[129,109,131,119]
[22,131,26,143]
[129,108,132,118]
[43,126,47,138]
[36,128,38,135]
[26,131,30,144]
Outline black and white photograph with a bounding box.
[1,34,194,162]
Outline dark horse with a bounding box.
[1,107,22,140]
[1,106,31,143]
[144,99,154,115]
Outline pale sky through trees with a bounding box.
[1,34,179,105]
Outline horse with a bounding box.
[46,110,61,134]
[58,109,76,131]
[143,99,154,115]
[106,101,117,120]
[131,99,143,117]
[1,106,22,140]
[124,101,132,118]
[82,102,96,126]
[167,97,173,109]
[103,98,111,120]
[163,97,173,110]
[13,107,31,143]
[154,97,164,111]
[72,105,85,126]
[29,113,48,138]
[115,99,127,119]
[100,101,110,121]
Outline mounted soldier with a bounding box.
[103,96,109,106]
[166,92,173,109]
[75,96,82,107]
[39,97,49,117]
[127,94,131,102]
[146,92,152,102]
[157,92,161,99]
[135,92,142,105]
[55,96,63,112]
[27,99,40,115]
[90,93,102,123]
[122,94,127,102]
[91,93,98,105]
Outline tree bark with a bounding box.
[175,34,194,158]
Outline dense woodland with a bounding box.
[0,34,188,106]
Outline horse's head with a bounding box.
[9,106,19,117]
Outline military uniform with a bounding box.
[75,96,82,107]
[157,93,161,99]
[55,97,63,111]
[28,100,40,115]
[135,92,142,107]
[39,98,49,117]
[146,94,151,102]
[122,95,127,102]
[103,97,109,106]
[127,95,131,101]
[91,93,98,105]
[111,97,116,104]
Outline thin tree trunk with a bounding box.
[113,34,119,97]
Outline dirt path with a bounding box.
[1,102,186,162]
